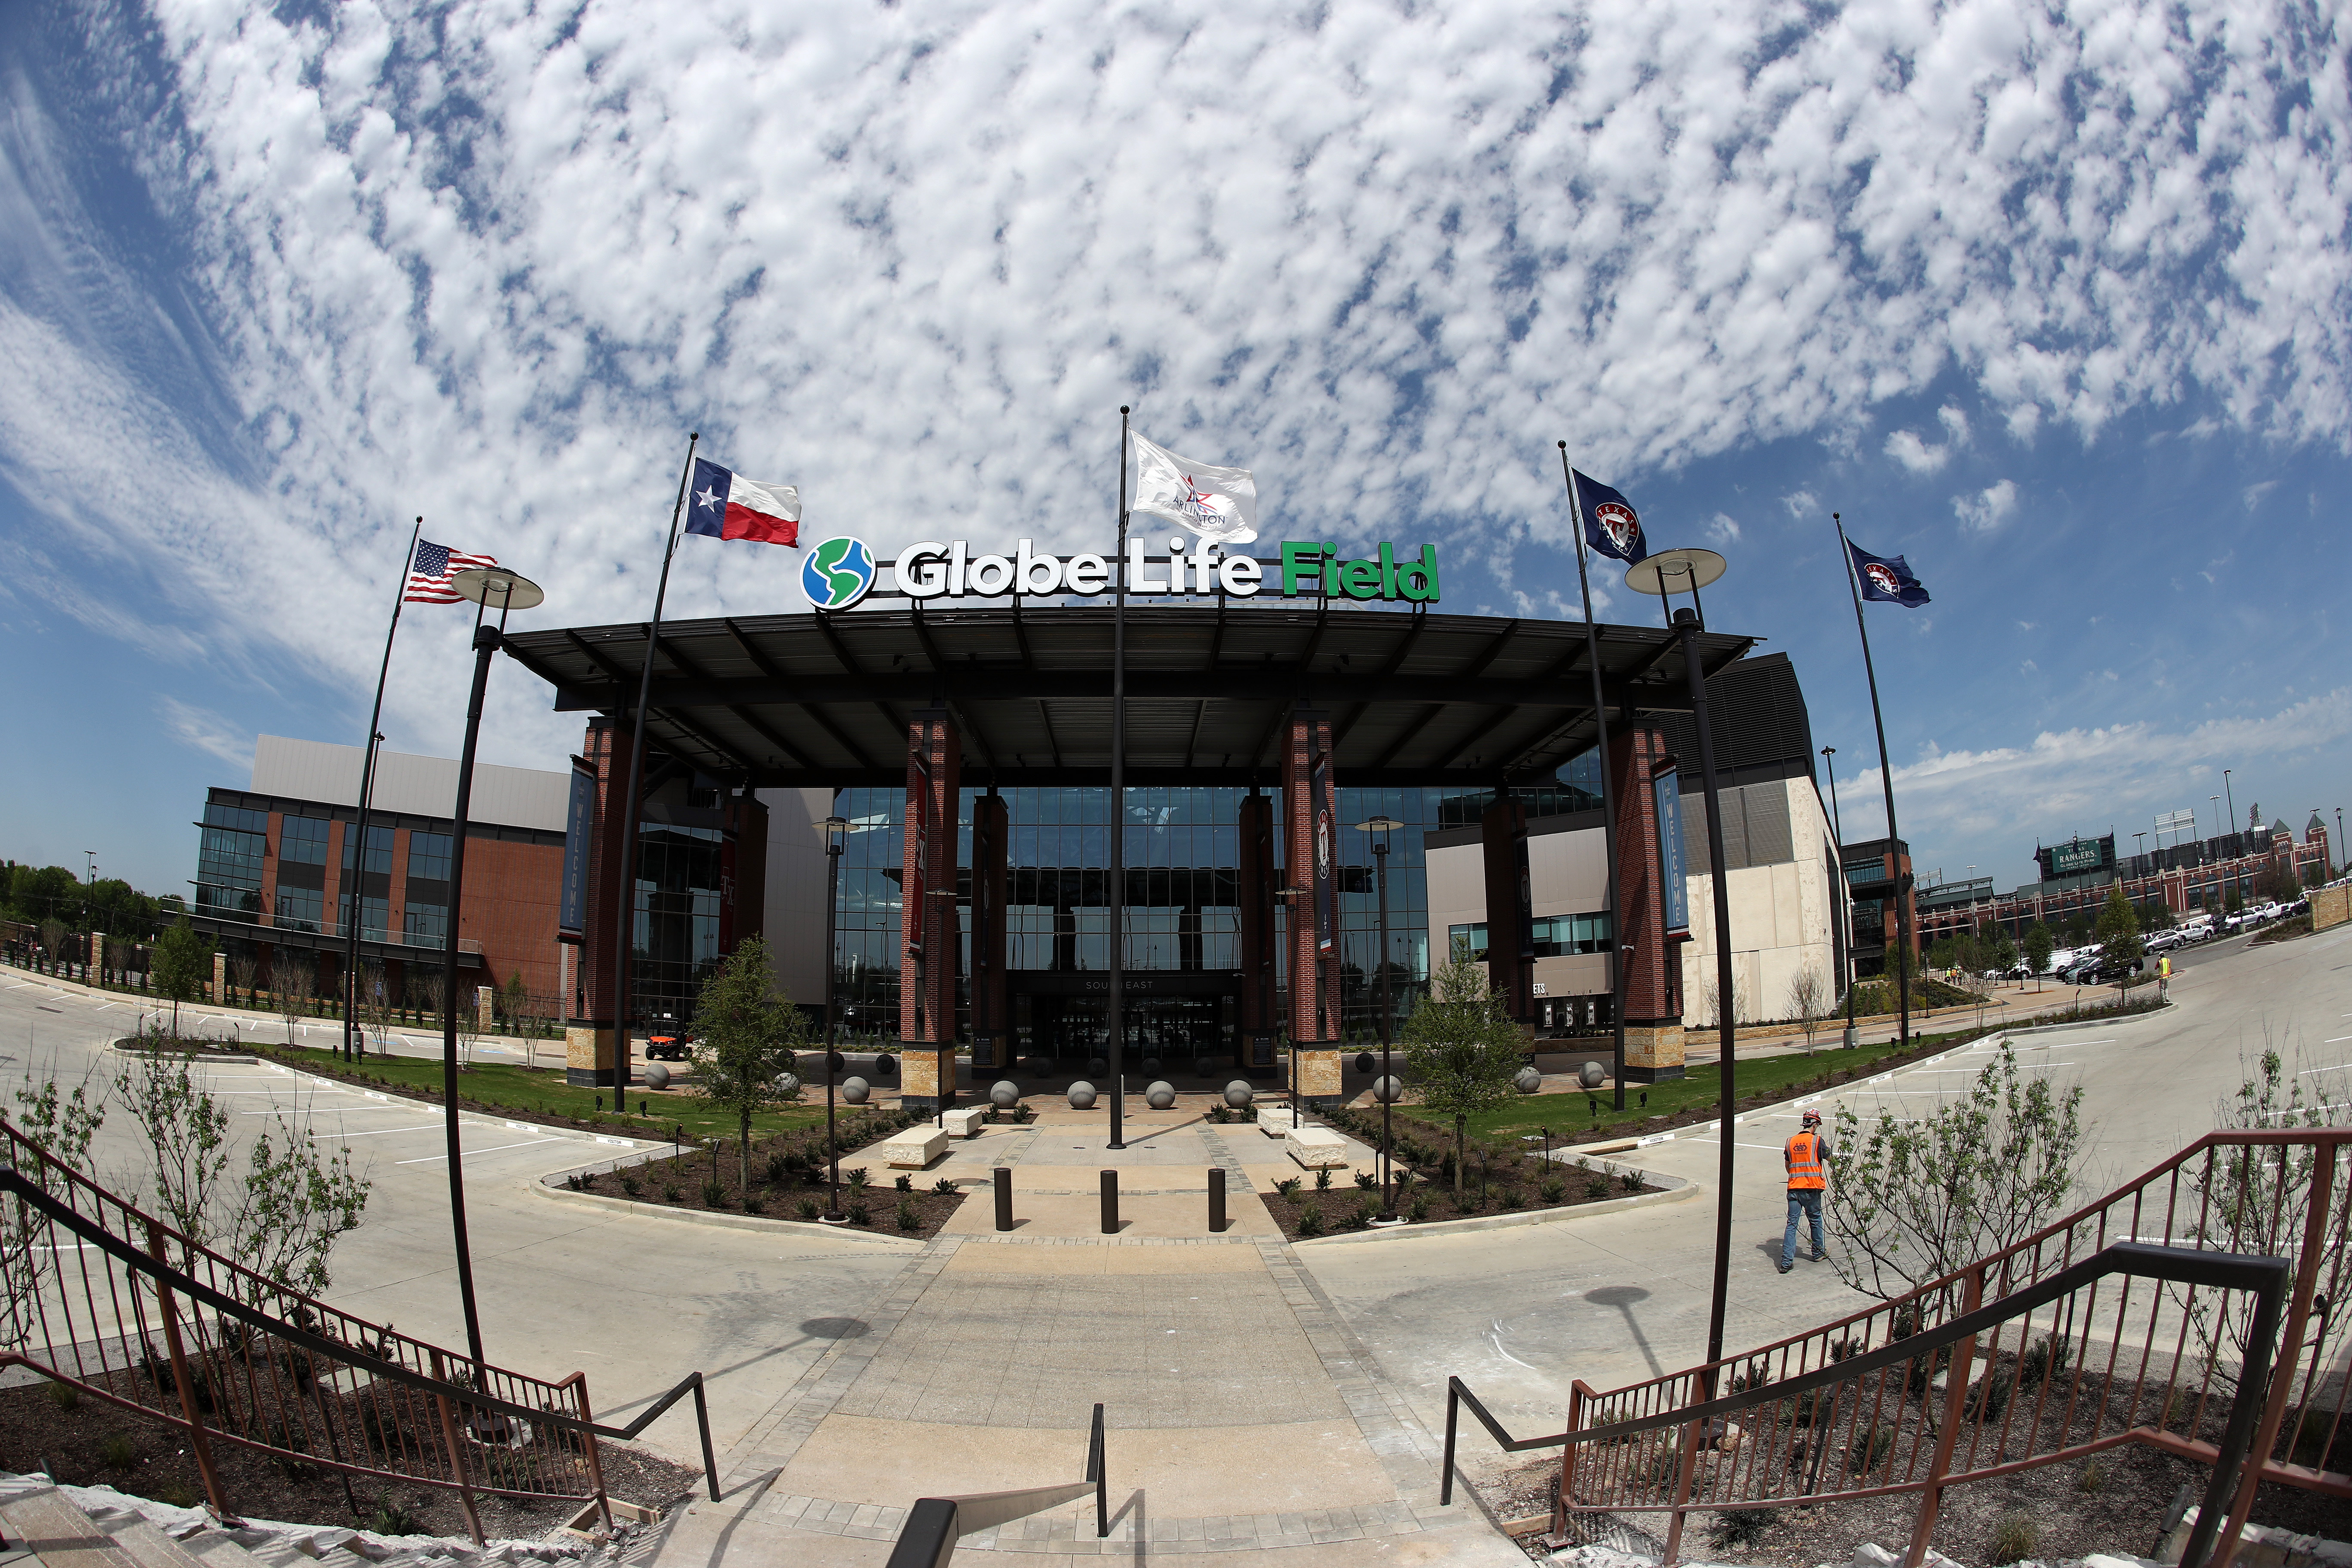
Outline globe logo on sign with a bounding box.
[802,537,877,610]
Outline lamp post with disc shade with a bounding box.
[1623,545,1743,1386]
[437,564,543,1370]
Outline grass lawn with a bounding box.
[250,1041,829,1145]
[1436,1024,2000,1144]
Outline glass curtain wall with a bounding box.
[1333,786,1437,1043]
[336,824,394,942]
[835,789,905,1043]
[630,823,723,1025]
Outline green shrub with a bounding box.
[847,1167,870,1189]
[101,1434,135,1473]
[662,1182,682,1202]
[620,1172,642,1196]
[2019,1333,2072,1388]
[1275,1177,1302,1198]
[1354,1170,1378,1190]
[1619,1168,1643,1192]
[897,1197,920,1231]
[1710,1509,1779,1549]
[701,1180,725,1207]
[766,1154,791,1184]
[1988,1513,2038,1565]
[1848,1424,1895,1473]
[742,1192,765,1215]
[365,1495,419,1535]
[1353,1198,1377,1229]
[1296,1204,1325,1237]
[1409,1193,1431,1222]
[1539,1177,1566,1204]
[848,1201,871,1226]
[1972,1370,2014,1422]
[2077,1457,2108,1493]
[46,1380,77,1411]
[894,1173,914,1192]
[1586,1175,1611,1198]
[1500,1187,1523,1210]
[1314,1166,1334,1190]
[795,1198,821,1220]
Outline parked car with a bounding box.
[2146,929,2183,952]
[2059,958,2102,983]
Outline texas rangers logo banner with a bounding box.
[1846,540,1932,607]
[1131,429,1258,545]
[1571,470,1648,564]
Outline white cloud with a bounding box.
[1953,479,2020,532]
[1885,429,1951,474]
[1,0,2347,767]
[2243,479,2281,510]
[1706,512,1742,544]
[1889,689,2352,849]
[1781,489,1820,520]
[159,698,253,772]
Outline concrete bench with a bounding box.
[1286,1125,1351,1170]
[940,1106,985,1138]
[1256,1108,1298,1137]
[880,1127,951,1169]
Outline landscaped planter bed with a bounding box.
[558,1117,971,1240]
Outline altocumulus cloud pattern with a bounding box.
[2,0,2347,723]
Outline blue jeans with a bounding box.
[1783,1189,1824,1267]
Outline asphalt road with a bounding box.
[1297,916,2352,1452]
[0,969,910,1468]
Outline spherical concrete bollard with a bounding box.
[873,1053,897,1077]
[641,1062,671,1091]
[1189,1058,1213,1081]
[1087,1056,1109,1077]
[1374,1075,1405,1104]
[990,1079,1021,1109]
[1068,1080,1098,1109]
[1580,1060,1607,1089]
[1515,1065,1543,1094]
[1140,1057,1162,1077]
[773,1071,800,1097]
[841,1076,871,1105]
[1145,1080,1176,1110]
[1224,1080,1254,1109]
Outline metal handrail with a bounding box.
[884,1403,1106,1567]
[0,1170,720,1523]
[1443,1243,2291,1568]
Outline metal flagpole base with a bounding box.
[820,1214,851,1226]
[1841,1027,1858,1047]
[1370,1215,1407,1227]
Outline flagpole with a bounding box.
[1834,512,1911,1048]
[610,434,700,1104]
[1558,446,1631,1113]
[1108,406,1129,1151]
[342,519,421,1060]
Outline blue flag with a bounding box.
[1573,470,1648,564]
[1847,540,1931,607]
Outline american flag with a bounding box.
[404,539,498,604]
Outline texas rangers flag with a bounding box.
[686,457,801,547]
[1847,540,1931,607]
[1131,429,1258,545]
[1571,470,1648,565]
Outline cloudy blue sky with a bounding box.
[3,0,2347,900]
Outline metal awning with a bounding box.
[499,603,1754,789]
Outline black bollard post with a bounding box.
[1100,1169,1119,1235]
[1209,1167,1226,1233]
[994,1167,1013,1232]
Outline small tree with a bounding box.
[1401,940,1526,1197]
[272,956,315,1044]
[690,937,809,1187]
[151,919,213,1037]
[1788,963,1832,1053]
[2095,885,2143,998]
[2022,924,2053,982]
[232,1113,371,1302]
[499,972,529,1034]
[37,920,66,975]
[0,1072,107,1346]
[1827,1041,2085,1300]
[117,1051,232,1253]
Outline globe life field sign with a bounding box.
[797,534,1442,610]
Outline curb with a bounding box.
[1292,1169,1695,1247]
[108,1044,259,1065]
[527,1171,927,1246]
[253,1060,656,1152]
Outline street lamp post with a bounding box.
[1356,815,1405,1220]
[1823,746,1857,1046]
[821,814,849,1222]
[1627,546,1742,1383]
[437,564,543,1370]
[2224,770,2236,841]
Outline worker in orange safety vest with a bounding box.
[1779,1110,1832,1274]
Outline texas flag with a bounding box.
[686,457,801,547]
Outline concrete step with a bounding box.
[0,1487,142,1568]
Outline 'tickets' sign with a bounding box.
[796,534,1441,610]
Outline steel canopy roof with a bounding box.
[499,603,1756,790]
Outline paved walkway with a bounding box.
[649,1110,1524,1566]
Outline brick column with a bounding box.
[1610,725,1688,1080]
[1480,792,1534,1027]
[211,951,226,1005]
[970,790,1009,1071]
[566,718,628,1087]
[1237,790,1277,1073]
[900,710,962,1112]
[1279,711,1342,1103]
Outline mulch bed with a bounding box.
[562,1121,970,1240]
[1258,1108,1663,1241]
[0,1379,700,1541]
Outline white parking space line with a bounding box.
[395,1138,560,1166]
[1682,1140,1787,1152]
[304,1124,444,1138]
[2298,1063,2352,1075]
